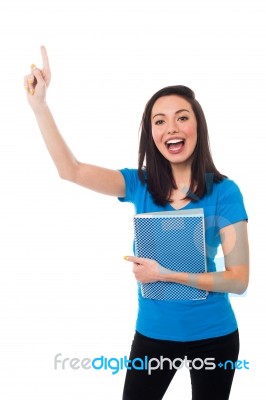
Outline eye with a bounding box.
[178,116,189,122]
[154,119,165,125]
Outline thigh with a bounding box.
[122,331,185,400]
[188,330,240,400]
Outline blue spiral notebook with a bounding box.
[133,208,208,301]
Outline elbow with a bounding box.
[234,287,247,295]
[225,265,249,295]
[58,170,72,181]
[58,168,77,183]
[233,278,249,295]
[57,162,79,182]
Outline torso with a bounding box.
[118,168,246,340]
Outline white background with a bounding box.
[0,0,265,398]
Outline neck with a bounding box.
[171,163,192,193]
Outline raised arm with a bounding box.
[24,46,125,197]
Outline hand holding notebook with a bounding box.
[132,208,208,301]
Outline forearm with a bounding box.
[25,53,125,197]
[124,252,249,294]
[33,103,78,180]
[32,103,125,196]
[159,267,248,295]
[158,221,249,295]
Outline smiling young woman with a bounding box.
[151,95,197,162]
[137,86,227,209]
[25,47,249,400]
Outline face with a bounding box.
[151,95,197,167]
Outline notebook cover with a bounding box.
[133,209,208,301]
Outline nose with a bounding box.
[168,119,179,134]
[168,127,179,135]
[168,129,178,135]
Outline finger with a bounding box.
[25,68,45,96]
[32,67,46,84]
[41,46,49,69]
[24,75,30,93]
[40,45,51,81]
[25,73,35,95]
[31,64,45,81]
[124,255,146,264]
[28,65,39,95]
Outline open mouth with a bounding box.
[165,138,185,152]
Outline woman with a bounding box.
[24,46,249,400]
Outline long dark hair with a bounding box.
[138,85,226,206]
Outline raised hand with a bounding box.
[24,46,51,110]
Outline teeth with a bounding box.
[166,139,184,144]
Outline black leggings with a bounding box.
[122,330,239,400]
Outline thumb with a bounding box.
[32,68,46,86]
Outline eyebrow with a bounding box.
[152,109,190,119]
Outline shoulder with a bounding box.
[212,178,247,227]
[118,168,147,203]
[119,168,140,187]
[119,168,138,178]
[216,177,241,190]
[213,178,245,201]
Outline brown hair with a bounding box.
[138,85,226,206]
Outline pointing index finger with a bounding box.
[124,256,145,264]
[41,45,50,72]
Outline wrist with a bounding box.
[157,265,176,282]
[31,101,49,116]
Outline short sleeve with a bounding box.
[216,179,248,230]
[118,168,139,203]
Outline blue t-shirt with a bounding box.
[118,168,248,341]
